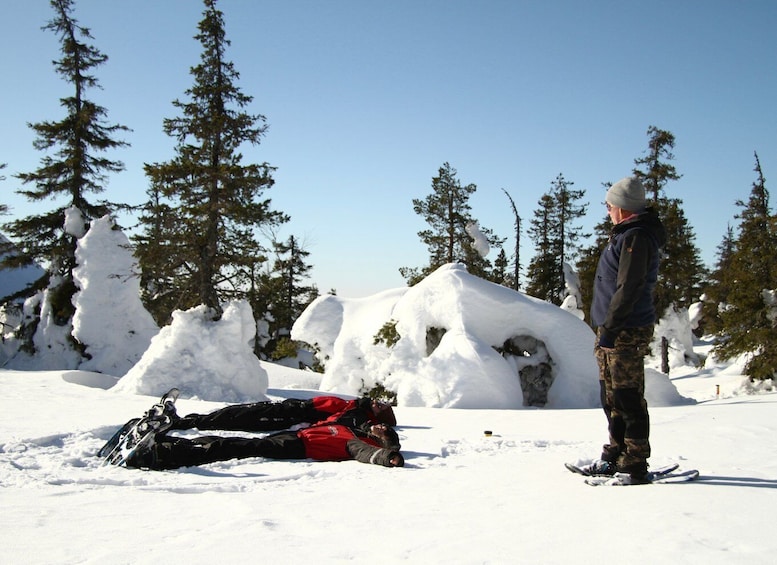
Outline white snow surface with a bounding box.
[2,222,777,562]
[1,347,776,564]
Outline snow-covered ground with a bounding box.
[1,346,776,564]
[2,218,776,563]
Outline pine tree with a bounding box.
[401,162,502,284]
[701,225,736,335]
[269,235,318,336]
[1,0,128,354]
[139,0,287,322]
[492,248,510,288]
[634,126,680,202]
[0,163,7,216]
[243,234,317,360]
[131,182,186,325]
[632,125,705,314]
[555,174,589,267]
[713,153,777,380]
[501,188,522,290]
[525,174,589,304]
[526,193,556,300]
[652,197,706,313]
[0,163,9,281]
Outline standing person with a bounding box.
[587,176,666,482]
[125,422,404,470]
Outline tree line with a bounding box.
[1,0,776,382]
[400,127,777,382]
[0,0,316,363]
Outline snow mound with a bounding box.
[113,301,268,402]
[645,368,695,406]
[293,263,601,409]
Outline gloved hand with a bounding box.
[388,451,404,467]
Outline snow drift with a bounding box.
[114,301,269,403]
[293,263,602,409]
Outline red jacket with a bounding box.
[309,396,355,417]
[309,396,397,428]
[298,424,381,461]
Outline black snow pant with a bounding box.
[170,398,325,433]
[146,431,307,470]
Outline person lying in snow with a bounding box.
[125,422,404,470]
[168,395,397,432]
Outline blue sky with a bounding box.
[2,0,776,297]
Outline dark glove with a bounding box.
[389,451,404,467]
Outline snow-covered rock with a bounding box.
[293,263,601,409]
[114,301,268,402]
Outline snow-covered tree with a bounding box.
[72,215,158,376]
[1,0,128,362]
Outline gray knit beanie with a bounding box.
[606,177,647,212]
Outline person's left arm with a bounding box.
[346,439,404,467]
[310,396,350,415]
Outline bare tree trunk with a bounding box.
[661,336,670,374]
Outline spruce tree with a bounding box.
[492,248,511,288]
[526,193,556,301]
[701,225,736,335]
[0,164,9,279]
[555,174,589,268]
[243,234,317,360]
[501,188,522,290]
[0,164,7,216]
[713,153,777,380]
[634,126,680,202]
[401,162,502,284]
[632,125,705,314]
[525,174,588,304]
[651,197,705,312]
[139,0,287,322]
[268,234,317,337]
[131,182,185,325]
[1,0,128,354]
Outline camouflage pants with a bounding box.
[595,326,653,469]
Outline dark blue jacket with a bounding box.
[590,208,666,348]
